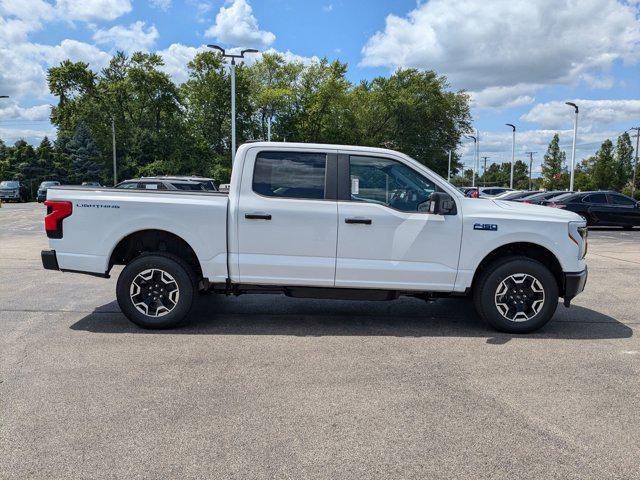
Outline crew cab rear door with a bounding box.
[235,147,338,286]
[334,152,462,291]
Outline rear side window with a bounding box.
[117,182,138,189]
[253,151,326,199]
[583,193,608,204]
[172,182,204,191]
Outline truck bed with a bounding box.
[46,186,229,282]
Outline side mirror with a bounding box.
[428,192,457,215]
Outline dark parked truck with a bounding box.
[41,142,588,333]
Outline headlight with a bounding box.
[569,221,588,259]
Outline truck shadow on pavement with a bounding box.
[70,296,633,343]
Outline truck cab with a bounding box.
[42,142,588,333]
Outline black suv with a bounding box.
[547,191,640,229]
[37,181,61,202]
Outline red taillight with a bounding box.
[472,191,479,198]
[44,201,72,239]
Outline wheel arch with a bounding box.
[108,229,203,279]
[471,242,564,295]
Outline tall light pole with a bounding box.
[111,117,117,185]
[631,127,640,199]
[466,135,477,186]
[566,102,579,191]
[506,123,516,189]
[447,149,452,182]
[208,45,259,164]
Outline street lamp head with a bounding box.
[0,95,9,99]
[506,123,516,131]
[466,135,476,142]
[565,102,579,113]
[241,48,259,56]
[207,44,226,54]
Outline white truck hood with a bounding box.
[491,199,583,222]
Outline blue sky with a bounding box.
[1,0,639,173]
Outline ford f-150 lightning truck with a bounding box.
[41,142,588,333]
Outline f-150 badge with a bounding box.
[474,223,498,231]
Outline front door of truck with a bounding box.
[334,153,462,291]
[235,148,339,286]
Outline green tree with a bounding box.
[66,122,102,182]
[541,134,567,190]
[614,132,634,191]
[591,139,616,190]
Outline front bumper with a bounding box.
[42,250,60,271]
[563,266,588,306]
[0,191,19,199]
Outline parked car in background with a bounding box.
[478,187,514,197]
[141,176,218,191]
[82,181,102,187]
[547,191,640,229]
[494,190,540,201]
[0,180,28,202]
[460,187,479,198]
[218,183,231,193]
[37,181,61,203]
[115,178,206,191]
[516,190,570,205]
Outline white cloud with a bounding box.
[149,0,171,10]
[521,99,640,129]
[157,43,207,84]
[361,0,640,100]
[0,0,55,21]
[470,85,537,109]
[0,102,51,121]
[205,0,275,48]
[55,0,132,22]
[93,21,159,53]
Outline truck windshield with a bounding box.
[0,181,19,188]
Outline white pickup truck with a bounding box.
[42,142,588,333]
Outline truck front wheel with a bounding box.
[116,253,196,329]
[473,256,559,333]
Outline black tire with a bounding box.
[116,253,197,329]
[473,256,559,333]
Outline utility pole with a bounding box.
[111,117,117,185]
[526,152,536,190]
[506,123,516,188]
[207,45,259,164]
[566,102,579,191]
[631,127,640,199]
[447,150,452,182]
[267,116,272,142]
[482,156,489,186]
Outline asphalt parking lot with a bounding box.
[1,202,639,479]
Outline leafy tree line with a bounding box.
[452,132,638,199]
[0,51,472,197]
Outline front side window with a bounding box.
[117,182,138,189]
[171,182,203,191]
[349,156,439,212]
[609,194,636,206]
[253,151,326,199]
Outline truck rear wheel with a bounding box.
[473,256,559,333]
[116,253,196,329]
